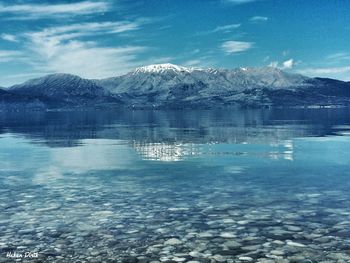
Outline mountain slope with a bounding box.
[96,64,349,108]
[98,64,309,94]
[3,64,350,110]
[9,73,122,108]
[0,88,46,110]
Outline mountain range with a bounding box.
[1,63,350,110]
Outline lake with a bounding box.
[1,108,350,263]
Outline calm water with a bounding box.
[0,108,350,263]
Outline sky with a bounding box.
[0,0,350,87]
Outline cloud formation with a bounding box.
[0,1,109,19]
[268,61,278,68]
[282,59,294,69]
[212,24,241,33]
[225,0,258,4]
[300,66,350,75]
[250,16,268,22]
[1,33,17,42]
[21,20,148,78]
[268,59,294,69]
[0,50,22,62]
[221,41,253,54]
[298,66,350,80]
[26,21,142,46]
[326,52,350,62]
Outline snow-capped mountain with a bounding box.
[132,63,197,74]
[95,63,312,108]
[99,63,308,95]
[94,63,322,107]
[2,64,350,110]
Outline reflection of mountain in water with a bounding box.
[132,140,296,162]
[0,108,349,150]
[132,142,201,162]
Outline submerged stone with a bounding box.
[164,238,182,246]
[286,241,306,247]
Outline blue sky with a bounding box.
[0,0,350,86]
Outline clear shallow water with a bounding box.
[0,108,350,263]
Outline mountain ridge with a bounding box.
[2,64,350,110]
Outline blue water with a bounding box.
[0,108,350,262]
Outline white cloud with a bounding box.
[0,72,48,87]
[225,0,257,4]
[268,61,279,68]
[27,40,146,79]
[221,40,253,54]
[0,1,109,19]
[19,20,149,78]
[212,24,241,33]
[190,49,200,54]
[197,23,241,36]
[326,52,350,62]
[182,58,215,68]
[300,66,350,75]
[282,50,289,57]
[268,58,294,69]
[0,50,22,62]
[298,66,350,81]
[26,21,141,47]
[263,56,270,62]
[250,16,268,22]
[183,59,203,67]
[282,58,294,69]
[1,33,18,42]
[37,44,147,79]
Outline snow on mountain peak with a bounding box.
[133,63,195,74]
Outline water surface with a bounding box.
[1,108,350,263]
